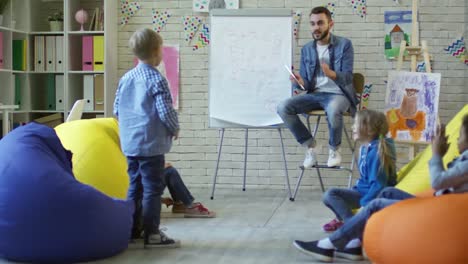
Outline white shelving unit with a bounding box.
[0,0,117,133]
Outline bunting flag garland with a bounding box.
[182,16,203,43]
[444,37,468,65]
[346,0,367,19]
[292,11,302,39]
[326,2,336,19]
[152,9,171,33]
[193,24,210,51]
[416,61,432,72]
[361,83,372,110]
[120,0,141,25]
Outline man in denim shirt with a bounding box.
[277,6,358,168]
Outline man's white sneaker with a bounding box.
[303,148,318,168]
[327,148,341,167]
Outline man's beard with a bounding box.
[312,27,330,41]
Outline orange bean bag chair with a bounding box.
[363,105,468,264]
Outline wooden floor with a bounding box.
[1,188,370,264]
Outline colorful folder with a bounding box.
[82,36,93,71]
[93,35,104,71]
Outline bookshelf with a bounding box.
[0,0,117,134]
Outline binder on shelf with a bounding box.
[55,74,64,111]
[0,32,3,69]
[12,40,25,71]
[22,40,27,70]
[45,36,56,72]
[14,75,21,108]
[93,35,104,71]
[94,74,104,111]
[46,74,56,110]
[83,75,94,111]
[34,35,45,72]
[82,36,93,71]
[55,36,64,72]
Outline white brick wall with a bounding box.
[117,0,468,190]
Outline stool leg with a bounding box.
[315,167,325,192]
[343,125,358,188]
[290,167,305,201]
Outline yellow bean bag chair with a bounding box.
[55,118,129,199]
[363,105,468,264]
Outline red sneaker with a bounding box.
[184,202,216,218]
[322,218,344,232]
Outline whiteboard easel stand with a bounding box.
[210,127,292,199]
[395,0,432,160]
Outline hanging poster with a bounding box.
[133,45,180,109]
[384,10,412,59]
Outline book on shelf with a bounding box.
[88,7,100,31]
[98,7,104,31]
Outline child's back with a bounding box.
[113,28,180,248]
[116,63,177,157]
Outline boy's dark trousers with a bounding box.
[126,155,165,238]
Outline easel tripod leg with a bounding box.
[211,128,225,199]
[243,128,248,191]
[278,128,292,199]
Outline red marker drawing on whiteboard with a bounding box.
[284,64,306,91]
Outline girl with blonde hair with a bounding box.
[321,109,397,232]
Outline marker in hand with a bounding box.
[284,64,306,91]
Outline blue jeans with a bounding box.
[322,188,362,221]
[276,92,350,149]
[163,166,194,206]
[127,155,165,237]
[329,187,414,249]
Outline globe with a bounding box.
[75,9,89,31]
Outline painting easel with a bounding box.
[394,0,432,159]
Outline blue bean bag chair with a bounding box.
[0,123,134,263]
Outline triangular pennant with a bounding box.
[325,2,336,19]
[193,24,210,51]
[120,0,141,25]
[346,0,367,19]
[152,9,171,33]
[361,83,372,110]
[193,0,209,12]
[292,11,302,39]
[444,37,467,65]
[182,16,202,43]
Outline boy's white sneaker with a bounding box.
[303,147,318,168]
[327,148,341,167]
[144,229,181,248]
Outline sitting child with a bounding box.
[322,109,397,232]
[293,114,468,262]
[161,163,216,218]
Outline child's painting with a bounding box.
[384,10,412,59]
[133,45,180,109]
[384,71,441,143]
[193,0,239,13]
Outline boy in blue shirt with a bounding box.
[114,28,180,248]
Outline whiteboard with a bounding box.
[209,9,293,128]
